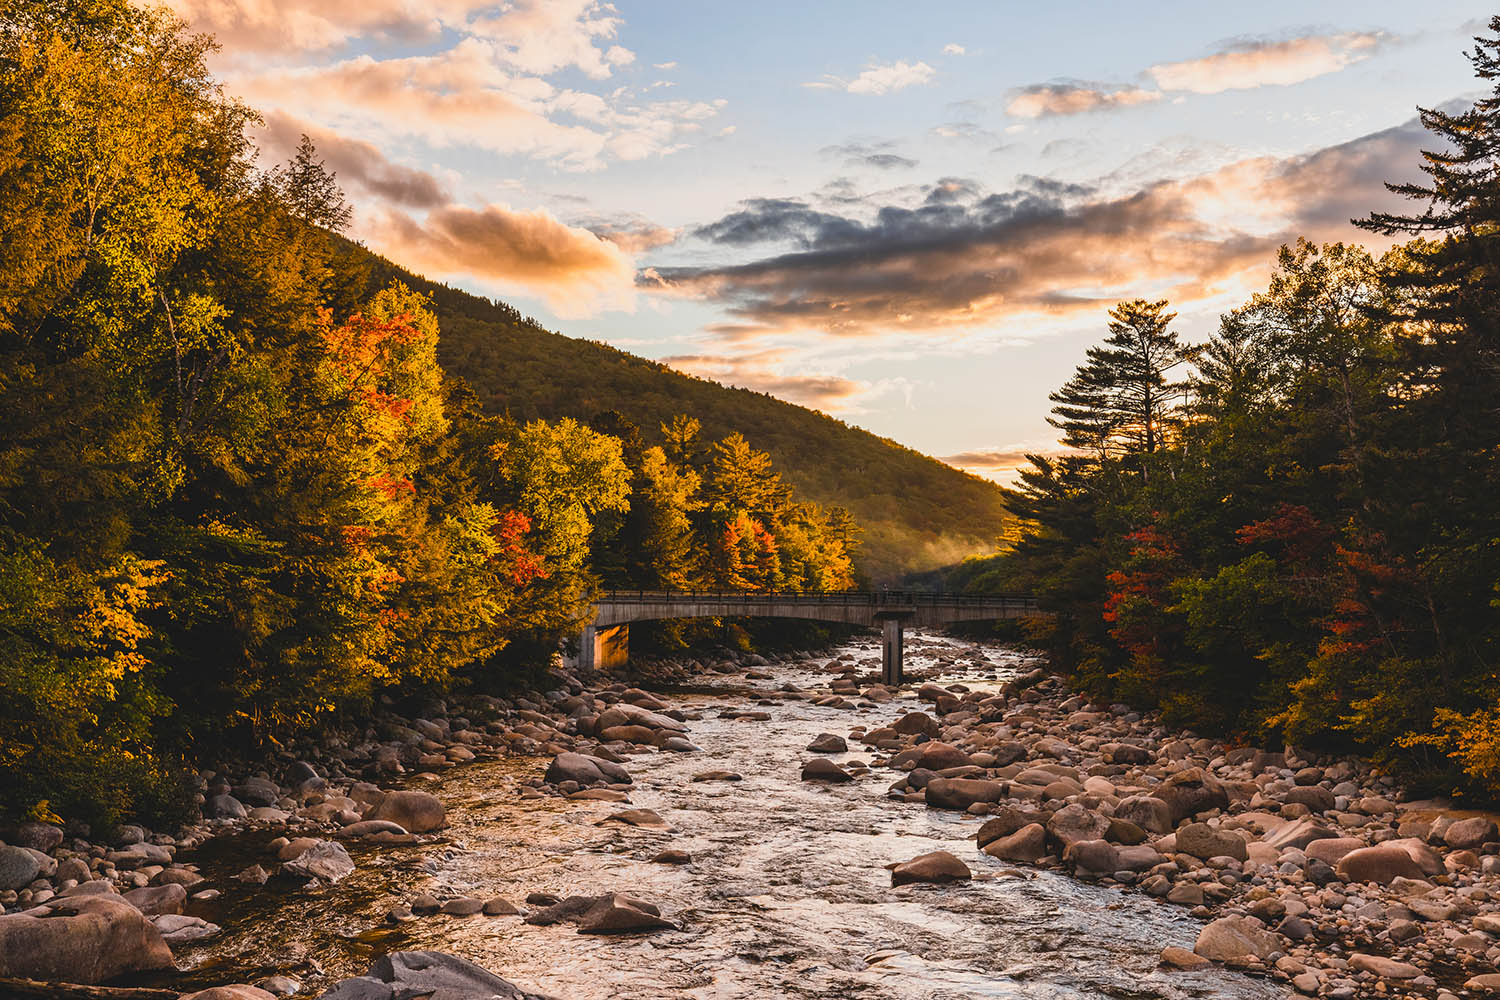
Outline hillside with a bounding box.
[359,252,1009,582]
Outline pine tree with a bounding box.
[1047,299,1187,478]
[278,135,353,232]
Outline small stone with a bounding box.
[1161,946,1210,971]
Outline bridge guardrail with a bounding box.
[598,589,1040,610]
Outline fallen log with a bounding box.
[0,978,181,1000]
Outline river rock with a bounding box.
[179,989,276,1000]
[12,822,63,854]
[1337,845,1428,885]
[983,823,1047,862]
[483,896,520,915]
[1065,839,1118,874]
[123,883,187,916]
[1444,816,1499,850]
[206,793,248,819]
[1152,768,1229,824]
[352,950,547,999]
[283,840,355,883]
[599,808,670,829]
[154,913,221,942]
[913,742,972,770]
[1263,818,1339,851]
[577,893,675,934]
[365,790,446,832]
[1193,915,1278,961]
[1304,837,1364,865]
[339,820,409,838]
[892,711,940,737]
[802,758,853,782]
[545,752,633,786]
[891,850,971,886]
[925,777,1005,810]
[807,733,848,753]
[1045,803,1110,848]
[1176,822,1248,862]
[1349,953,1421,979]
[0,844,42,890]
[1161,946,1211,970]
[0,894,174,982]
[1283,785,1335,812]
[1114,795,1173,835]
[439,897,485,916]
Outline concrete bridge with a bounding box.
[577,590,1042,686]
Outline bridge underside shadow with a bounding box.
[574,592,1042,686]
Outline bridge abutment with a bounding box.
[578,624,629,674]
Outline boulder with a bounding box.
[982,823,1046,863]
[576,894,675,934]
[1045,803,1110,848]
[1176,822,1248,862]
[976,808,1042,848]
[0,895,174,983]
[365,790,446,833]
[924,777,1005,811]
[1152,768,1229,824]
[180,989,276,1000]
[806,733,848,753]
[1283,785,1335,813]
[12,822,63,854]
[913,742,972,770]
[1262,818,1339,851]
[1349,954,1421,980]
[1445,816,1499,851]
[1336,845,1428,885]
[1193,915,1278,961]
[360,950,547,999]
[1113,795,1173,835]
[123,883,187,916]
[891,850,971,887]
[1064,839,1118,874]
[283,840,356,883]
[544,752,632,786]
[801,758,853,783]
[206,794,247,819]
[1304,837,1365,866]
[892,711,940,737]
[0,844,43,890]
[153,913,221,943]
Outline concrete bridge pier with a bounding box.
[878,613,910,687]
[578,624,629,675]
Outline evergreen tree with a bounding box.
[277,135,353,232]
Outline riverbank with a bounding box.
[2,632,1498,998]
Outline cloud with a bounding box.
[1006,83,1162,118]
[644,117,1428,339]
[806,59,936,96]
[576,213,681,253]
[821,141,918,170]
[943,44,966,56]
[367,202,636,317]
[657,349,882,412]
[941,443,1072,482]
[1147,31,1390,94]
[467,0,632,79]
[234,40,723,171]
[257,112,450,209]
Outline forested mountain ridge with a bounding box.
[359,251,1010,583]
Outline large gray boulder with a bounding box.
[1176,822,1248,862]
[924,777,1005,811]
[1114,795,1173,835]
[0,844,42,890]
[1194,915,1278,961]
[1151,767,1229,824]
[0,894,174,982]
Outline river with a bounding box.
[162,631,1289,999]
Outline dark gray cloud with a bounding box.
[644,116,1430,338]
[820,141,918,170]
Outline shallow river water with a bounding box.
[165,632,1289,999]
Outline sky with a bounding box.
[164,0,1496,482]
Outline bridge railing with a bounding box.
[598,589,1040,610]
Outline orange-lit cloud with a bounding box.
[1147,32,1389,94]
[941,443,1070,482]
[657,348,893,413]
[1006,84,1161,118]
[233,40,723,171]
[257,111,450,209]
[644,117,1426,339]
[368,203,636,317]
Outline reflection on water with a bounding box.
[163,633,1288,999]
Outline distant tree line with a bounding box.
[968,19,1500,798]
[0,0,856,829]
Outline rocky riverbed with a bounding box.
[2,632,1499,998]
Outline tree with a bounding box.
[276,135,353,232]
[1047,299,1187,478]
